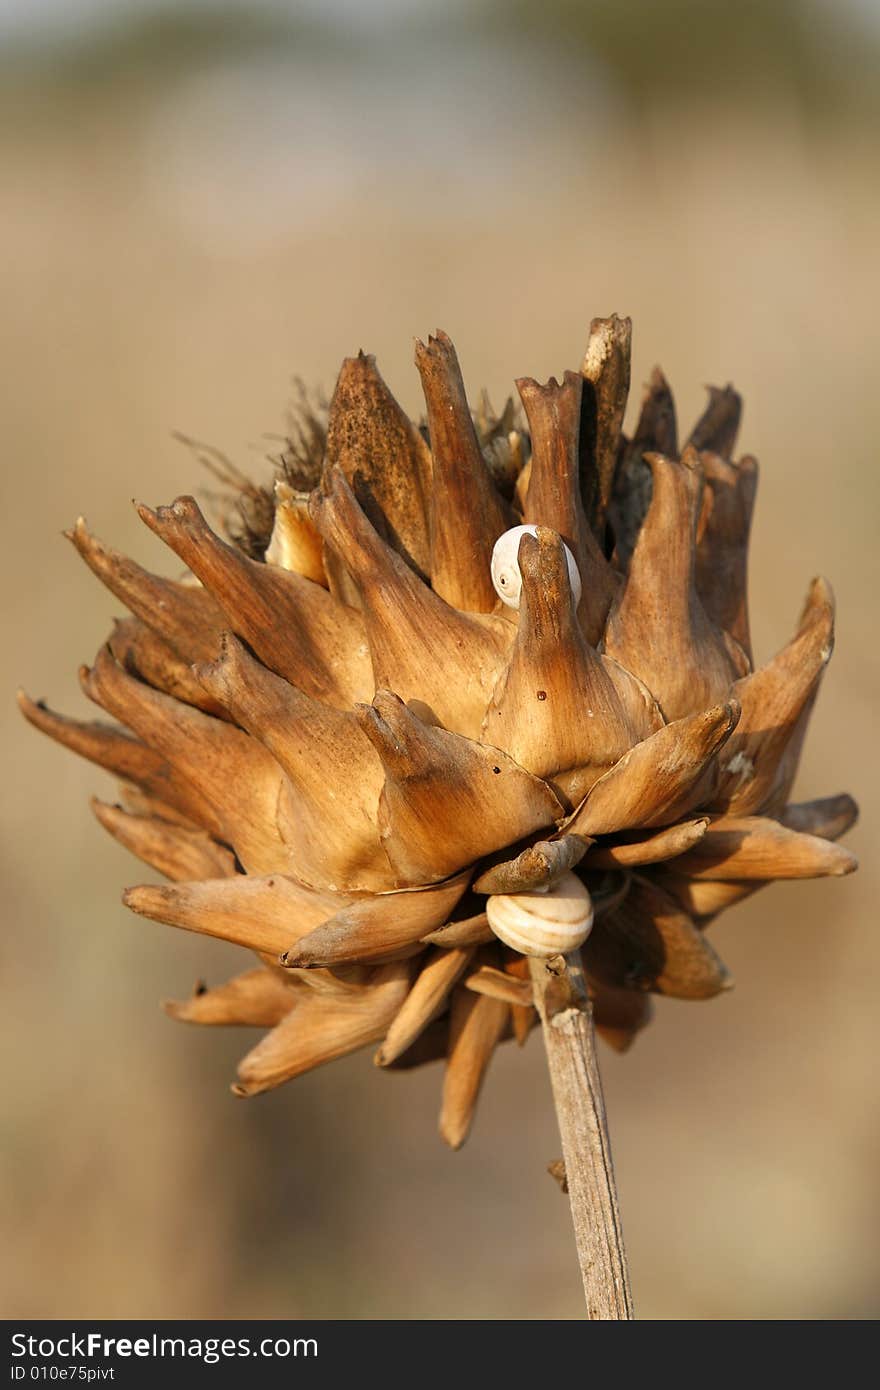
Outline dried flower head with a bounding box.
[20,318,857,1148]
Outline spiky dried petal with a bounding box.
[356,690,563,885]
[234,961,412,1096]
[375,945,474,1067]
[588,977,653,1052]
[564,700,740,837]
[91,799,236,882]
[197,634,391,892]
[604,451,747,721]
[439,989,509,1149]
[311,466,511,737]
[472,834,588,894]
[781,794,859,841]
[712,577,835,815]
[17,691,214,829]
[281,872,472,968]
[415,330,513,612]
[687,384,742,458]
[464,965,534,1006]
[108,617,228,718]
[694,452,758,660]
[580,313,632,533]
[584,875,732,999]
[123,874,343,954]
[66,517,224,662]
[584,818,709,869]
[324,352,432,580]
[482,528,660,803]
[671,815,857,881]
[610,367,678,568]
[518,372,619,643]
[82,645,290,875]
[420,911,494,948]
[164,968,298,1027]
[137,496,372,708]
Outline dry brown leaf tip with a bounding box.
[20,316,857,1147]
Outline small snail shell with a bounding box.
[490,524,582,610]
[485,870,593,958]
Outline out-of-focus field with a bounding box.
[1,6,878,1320]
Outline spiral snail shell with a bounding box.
[490,524,582,610]
[485,870,594,958]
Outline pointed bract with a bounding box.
[416,330,513,612]
[604,451,747,721]
[164,968,298,1027]
[518,372,620,643]
[357,689,563,885]
[137,496,372,708]
[324,352,432,582]
[310,465,511,736]
[440,989,509,1149]
[234,961,411,1096]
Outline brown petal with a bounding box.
[82,645,289,875]
[712,577,835,815]
[695,452,758,662]
[108,617,228,718]
[415,331,513,612]
[518,371,619,643]
[583,875,732,999]
[472,834,588,894]
[375,945,474,1066]
[609,367,678,569]
[587,976,653,1052]
[324,351,432,580]
[464,965,534,1007]
[565,700,740,837]
[124,873,343,954]
[649,871,758,922]
[421,912,494,949]
[281,872,471,968]
[137,495,372,708]
[197,634,391,892]
[66,516,224,662]
[163,968,298,1027]
[584,818,709,868]
[91,799,237,881]
[781,794,859,841]
[234,961,412,1096]
[439,989,509,1149]
[380,1017,450,1070]
[671,815,857,880]
[310,466,511,736]
[17,690,214,829]
[482,527,658,803]
[356,690,563,885]
[604,450,748,721]
[580,314,632,534]
[687,384,742,458]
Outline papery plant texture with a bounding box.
[20,316,857,1148]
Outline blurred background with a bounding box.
[2,0,878,1321]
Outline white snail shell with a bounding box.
[490,524,582,610]
[485,870,594,958]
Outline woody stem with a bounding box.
[528,951,634,1320]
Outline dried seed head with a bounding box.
[20,315,857,1148]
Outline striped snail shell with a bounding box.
[490,524,582,610]
[485,870,594,958]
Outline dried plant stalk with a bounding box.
[529,952,633,1320]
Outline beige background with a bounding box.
[2,2,878,1319]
